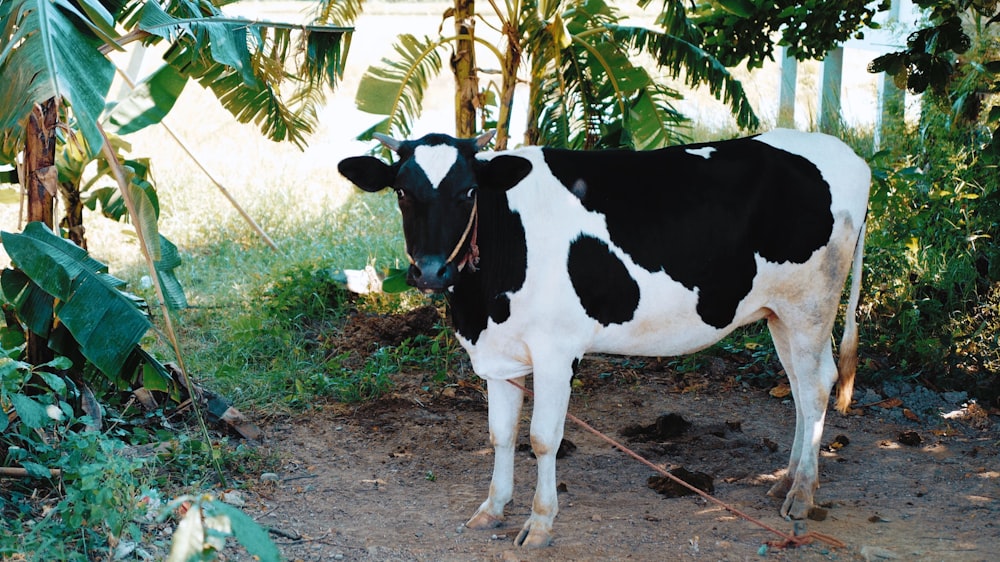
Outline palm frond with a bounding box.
[612,25,759,130]
[314,0,366,27]
[354,34,447,146]
[137,1,353,147]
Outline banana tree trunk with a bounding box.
[23,97,58,366]
[452,0,478,138]
[494,35,521,150]
[59,180,87,249]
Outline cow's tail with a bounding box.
[835,221,866,414]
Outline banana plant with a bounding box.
[0,0,355,425]
[350,0,758,150]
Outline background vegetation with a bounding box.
[0,0,998,559]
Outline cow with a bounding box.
[337,128,870,548]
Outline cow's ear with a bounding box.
[476,155,532,192]
[338,156,395,192]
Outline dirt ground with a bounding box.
[231,310,999,562]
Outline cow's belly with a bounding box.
[462,269,767,379]
[585,271,771,357]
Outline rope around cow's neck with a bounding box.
[447,195,478,267]
[506,378,845,551]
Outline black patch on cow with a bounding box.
[448,188,528,343]
[543,137,833,328]
[567,235,640,326]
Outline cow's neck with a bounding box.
[446,189,528,344]
[454,197,480,273]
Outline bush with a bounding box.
[861,97,1000,403]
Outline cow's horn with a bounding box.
[475,130,497,150]
[373,132,402,153]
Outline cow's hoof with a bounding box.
[514,525,553,548]
[779,490,813,520]
[465,511,503,530]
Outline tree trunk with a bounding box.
[25,98,57,227]
[59,180,87,249]
[452,0,478,138]
[494,31,521,151]
[23,97,58,366]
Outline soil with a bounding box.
[237,311,999,562]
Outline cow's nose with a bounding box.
[408,256,456,292]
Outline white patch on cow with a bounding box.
[685,146,716,159]
[755,128,870,226]
[414,144,459,189]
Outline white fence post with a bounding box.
[876,0,906,149]
[778,46,798,128]
[819,47,844,135]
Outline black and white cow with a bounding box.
[338,129,870,547]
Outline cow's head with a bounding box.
[338,131,532,292]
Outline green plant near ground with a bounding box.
[0,410,153,560]
[161,494,279,562]
[862,115,1000,398]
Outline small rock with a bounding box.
[260,472,280,482]
[857,387,883,405]
[861,545,900,560]
[113,540,136,560]
[942,391,968,404]
[220,491,245,507]
[591,514,602,522]
[455,525,465,534]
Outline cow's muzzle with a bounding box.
[407,257,458,293]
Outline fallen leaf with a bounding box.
[769,384,791,399]
[878,397,903,409]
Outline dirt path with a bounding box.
[238,357,998,562]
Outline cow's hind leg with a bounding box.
[516,360,573,548]
[767,315,839,519]
[466,377,524,529]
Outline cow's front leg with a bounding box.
[466,376,524,530]
[516,365,572,548]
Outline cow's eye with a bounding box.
[465,187,476,200]
[395,189,407,200]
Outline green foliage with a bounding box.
[1,222,152,377]
[869,1,1000,151]
[134,0,353,148]
[0,410,152,560]
[0,0,117,158]
[862,115,999,396]
[355,33,446,144]
[354,0,755,149]
[527,0,699,148]
[675,0,889,68]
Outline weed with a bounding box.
[0,427,153,561]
